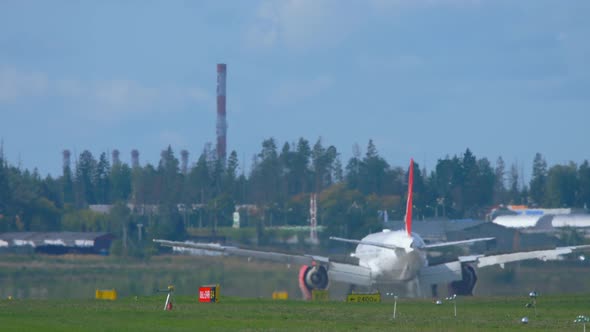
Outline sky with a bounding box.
[0,0,589,181]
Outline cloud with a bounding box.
[0,66,211,119]
[185,87,209,103]
[369,0,481,10]
[83,81,212,122]
[246,1,280,48]
[245,0,360,50]
[357,54,425,73]
[158,130,188,148]
[55,78,86,98]
[93,80,160,111]
[268,75,334,106]
[245,0,482,51]
[0,67,48,102]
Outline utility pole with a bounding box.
[137,223,143,242]
[122,223,127,256]
[310,193,318,244]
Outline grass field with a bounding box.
[0,294,589,331]
[1,254,589,300]
[1,254,589,331]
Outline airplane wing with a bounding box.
[419,244,590,285]
[153,239,316,265]
[466,244,590,268]
[328,262,373,286]
[418,260,463,285]
[153,239,373,286]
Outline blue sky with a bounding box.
[0,0,588,180]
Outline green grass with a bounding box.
[1,254,589,300]
[1,254,589,331]
[0,294,588,331]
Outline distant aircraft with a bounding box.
[154,159,590,298]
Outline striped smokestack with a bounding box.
[216,63,227,166]
[181,149,189,175]
[62,149,71,171]
[112,149,120,166]
[131,149,139,168]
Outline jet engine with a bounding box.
[298,265,329,300]
[448,263,477,296]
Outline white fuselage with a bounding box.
[354,230,428,282]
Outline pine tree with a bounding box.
[493,156,506,205]
[529,153,547,206]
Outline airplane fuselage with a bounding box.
[354,230,427,282]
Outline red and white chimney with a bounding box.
[216,64,227,165]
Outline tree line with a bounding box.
[0,139,589,247]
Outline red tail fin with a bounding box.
[405,158,414,237]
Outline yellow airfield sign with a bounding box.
[346,292,381,303]
[272,291,289,300]
[95,289,117,300]
[311,290,329,301]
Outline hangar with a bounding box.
[387,219,485,243]
[446,222,559,253]
[389,218,565,254]
[0,232,114,255]
[492,214,590,237]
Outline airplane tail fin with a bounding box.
[405,158,414,237]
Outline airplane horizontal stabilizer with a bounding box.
[423,237,495,249]
[329,236,401,250]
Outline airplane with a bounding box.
[154,159,590,299]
